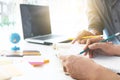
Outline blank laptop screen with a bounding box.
[20,4,51,39]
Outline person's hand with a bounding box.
[72,29,102,44]
[72,30,94,44]
[60,55,100,80]
[60,55,120,80]
[83,36,104,58]
[83,36,120,57]
[87,42,120,57]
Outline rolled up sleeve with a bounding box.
[87,0,104,34]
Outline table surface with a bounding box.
[0,41,75,80]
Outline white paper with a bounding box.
[53,43,120,73]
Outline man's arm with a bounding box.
[60,55,120,80]
[87,0,104,35]
[95,65,120,80]
[72,0,105,44]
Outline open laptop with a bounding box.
[20,4,69,45]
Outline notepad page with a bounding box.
[53,43,120,73]
[92,55,120,73]
[53,43,85,56]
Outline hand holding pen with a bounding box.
[80,32,120,57]
[82,36,104,58]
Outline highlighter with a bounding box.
[29,59,49,66]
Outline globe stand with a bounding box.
[11,46,20,51]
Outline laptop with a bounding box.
[20,4,69,45]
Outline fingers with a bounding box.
[59,55,68,65]
[88,42,107,50]
[83,36,104,57]
[84,49,94,58]
[79,39,87,44]
[87,42,114,56]
[88,42,114,50]
[72,30,94,44]
[59,55,66,60]
[71,37,78,44]
[59,55,78,74]
[88,50,94,58]
[84,36,103,51]
[72,33,84,44]
[86,36,103,44]
[59,55,74,68]
[59,55,70,74]
[85,42,105,57]
[83,38,95,57]
[72,38,88,44]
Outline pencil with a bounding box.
[68,35,101,41]
[80,32,120,54]
[82,35,102,39]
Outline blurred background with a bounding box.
[0,0,88,46]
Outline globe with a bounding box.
[10,33,20,44]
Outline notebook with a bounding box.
[20,4,68,45]
[53,43,120,73]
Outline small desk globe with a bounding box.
[10,33,21,51]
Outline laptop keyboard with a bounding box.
[33,35,58,40]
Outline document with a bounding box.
[53,43,120,73]
[92,55,120,73]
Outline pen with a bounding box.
[80,32,120,54]
[43,42,53,45]
[5,54,23,57]
[60,39,72,43]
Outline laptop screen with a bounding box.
[20,4,51,39]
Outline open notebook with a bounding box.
[53,43,120,73]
